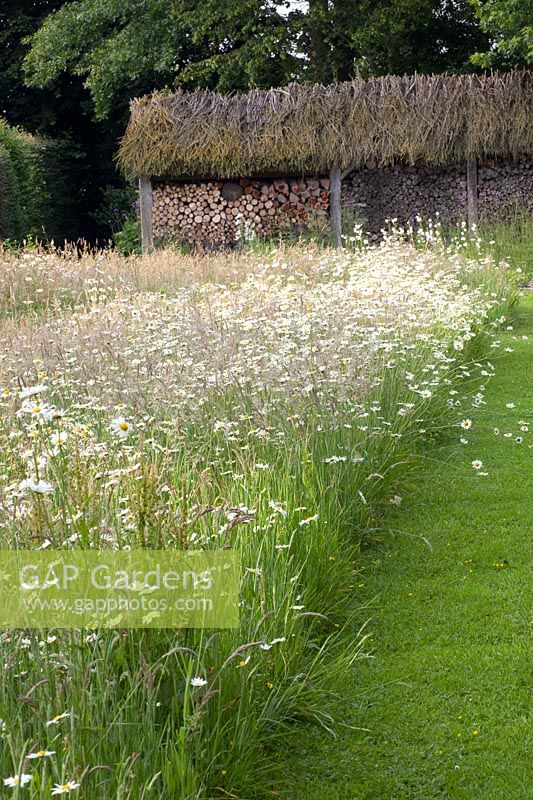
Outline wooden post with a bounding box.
[466,159,478,229]
[139,176,154,253]
[329,164,342,247]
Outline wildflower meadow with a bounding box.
[0,233,521,797]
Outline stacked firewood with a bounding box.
[152,177,330,246]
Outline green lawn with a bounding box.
[287,296,532,800]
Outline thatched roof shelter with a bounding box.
[119,72,533,179]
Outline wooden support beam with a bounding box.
[329,164,342,247]
[466,159,478,229]
[139,176,154,253]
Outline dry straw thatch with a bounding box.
[119,72,533,179]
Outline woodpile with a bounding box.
[152,177,330,246]
[341,156,533,235]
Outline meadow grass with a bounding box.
[455,216,533,281]
[0,239,515,798]
[285,295,533,799]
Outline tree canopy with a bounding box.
[471,0,533,66]
[23,0,491,120]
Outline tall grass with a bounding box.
[0,239,514,797]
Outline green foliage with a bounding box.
[310,0,489,78]
[0,145,23,241]
[0,120,81,243]
[1,0,136,243]
[23,0,204,120]
[0,0,63,132]
[23,0,492,123]
[34,135,84,243]
[0,122,39,240]
[471,0,533,67]
[114,216,141,255]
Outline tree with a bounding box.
[24,1,491,123]
[321,1,490,78]
[0,0,63,129]
[470,0,533,66]
[23,0,299,119]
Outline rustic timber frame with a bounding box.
[138,162,481,253]
[139,176,154,253]
[466,159,479,228]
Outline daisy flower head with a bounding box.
[4,774,32,788]
[111,416,132,440]
[45,710,70,727]
[471,460,483,470]
[21,400,51,419]
[460,419,472,430]
[27,749,55,759]
[51,781,80,795]
[51,431,68,447]
[20,384,48,399]
[20,478,54,496]
[190,676,208,688]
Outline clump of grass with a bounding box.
[454,215,533,281]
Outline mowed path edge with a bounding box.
[287,297,532,800]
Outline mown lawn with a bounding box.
[288,295,532,800]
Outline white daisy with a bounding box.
[45,710,70,727]
[190,676,208,688]
[27,749,55,759]
[51,781,80,795]
[3,774,32,788]
[20,478,54,495]
[111,417,132,440]
[19,384,48,399]
[471,460,483,470]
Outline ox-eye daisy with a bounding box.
[20,478,54,495]
[471,460,483,470]
[51,781,80,794]
[45,710,70,726]
[20,384,48,399]
[27,749,55,759]
[460,419,472,430]
[4,774,32,788]
[111,417,132,440]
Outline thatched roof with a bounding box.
[119,72,533,179]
